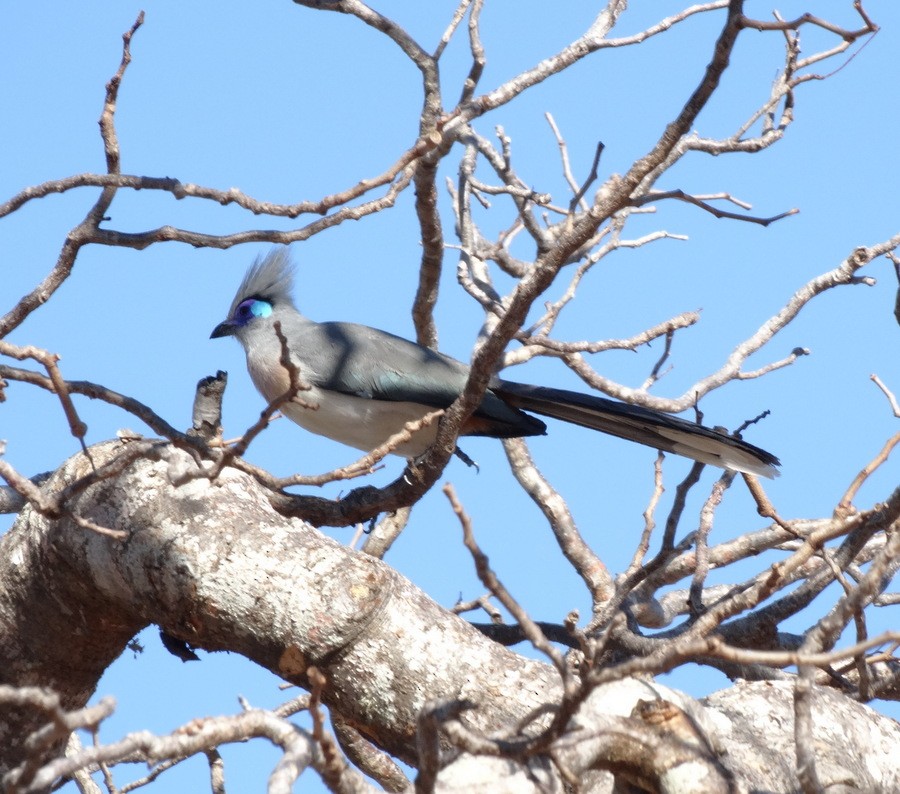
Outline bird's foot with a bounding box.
[453,446,480,472]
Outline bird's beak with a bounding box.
[210,321,237,339]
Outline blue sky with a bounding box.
[2,2,899,790]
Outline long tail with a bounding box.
[493,381,780,478]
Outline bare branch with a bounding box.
[838,431,900,513]
[544,113,590,213]
[444,483,569,678]
[458,0,485,106]
[272,410,444,489]
[433,0,472,60]
[568,142,604,215]
[0,342,88,450]
[559,244,888,413]
[871,374,900,417]
[635,189,798,226]
[0,365,187,443]
[738,8,876,39]
[502,438,614,603]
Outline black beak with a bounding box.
[210,321,237,339]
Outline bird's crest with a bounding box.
[228,247,296,317]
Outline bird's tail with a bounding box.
[493,381,780,478]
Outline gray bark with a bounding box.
[1,440,898,792]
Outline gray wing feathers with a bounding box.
[280,318,543,434]
[285,320,468,399]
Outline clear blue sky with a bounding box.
[2,2,899,790]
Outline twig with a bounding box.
[0,453,127,539]
[433,0,472,60]
[643,330,675,390]
[415,699,473,793]
[545,113,589,213]
[218,321,313,468]
[702,631,900,669]
[274,410,445,489]
[331,714,409,792]
[688,473,733,616]
[452,593,504,623]
[624,454,666,579]
[558,243,889,414]
[0,13,141,339]
[307,667,350,791]
[0,342,88,454]
[502,438,614,602]
[360,506,412,559]
[205,749,226,794]
[737,348,810,380]
[635,188,798,227]
[871,374,900,417]
[443,483,568,677]
[738,8,876,40]
[458,0,485,105]
[838,431,900,514]
[509,310,700,365]
[568,142,604,215]
[744,474,794,533]
[0,365,188,442]
[23,709,327,794]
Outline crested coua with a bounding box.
[211,249,780,478]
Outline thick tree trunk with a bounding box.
[2,440,899,792]
[0,441,558,776]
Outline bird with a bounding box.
[210,248,780,478]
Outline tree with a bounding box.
[2,1,899,791]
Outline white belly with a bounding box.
[280,385,440,457]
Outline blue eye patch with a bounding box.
[250,300,273,318]
[234,298,273,322]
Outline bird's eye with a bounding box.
[234,299,272,322]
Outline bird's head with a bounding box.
[210,247,296,343]
[209,295,275,340]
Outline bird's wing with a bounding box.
[286,320,544,436]
[493,381,779,478]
